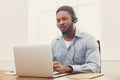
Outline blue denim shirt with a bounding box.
[51,27,100,73]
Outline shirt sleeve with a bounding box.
[51,39,57,61]
[70,36,101,73]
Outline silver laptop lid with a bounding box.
[14,45,54,77]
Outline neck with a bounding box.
[63,26,76,41]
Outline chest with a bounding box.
[54,40,86,64]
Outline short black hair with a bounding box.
[56,5,78,23]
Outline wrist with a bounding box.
[65,66,73,73]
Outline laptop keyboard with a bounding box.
[53,71,61,75]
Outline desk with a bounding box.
[0,70,120,80]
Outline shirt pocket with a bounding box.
[54,47,67,61]
[73,51,86,65]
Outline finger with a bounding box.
[56,68,60,71]
[53,61,59,65]
[54,67,60,72]
[53,63,59,68]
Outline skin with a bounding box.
[53,11,76,73]
[56,11,75,41]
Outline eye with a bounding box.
[56,17,69,23]
[56,19,60,23]
[62,17,68,21]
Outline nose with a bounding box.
[59,20,64,25]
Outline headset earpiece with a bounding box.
[72,17,78,23]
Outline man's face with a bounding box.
[56,11,73,34]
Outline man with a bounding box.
[52,5,100,73]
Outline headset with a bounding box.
[56,5,78,23]
[72,17,78,23]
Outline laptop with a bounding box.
[13,45,69,78]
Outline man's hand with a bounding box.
[53,61,73,73]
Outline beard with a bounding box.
[62,23,73,35]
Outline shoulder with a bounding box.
[82,32,97,47]
[78,31,96,41]
[78,31,97,47]
[84,32,96,43]
[51,36,61,47]
[75,28,95,40]
[51,38,58,45]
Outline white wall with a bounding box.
[1,0,120,61]
[78,0,101,40]
[28,0,58,45]
[101,0,120,60]
[28,0,101,44]
[0,0,28,61]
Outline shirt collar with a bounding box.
[74,27,84,38]
[57,27,84,40]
